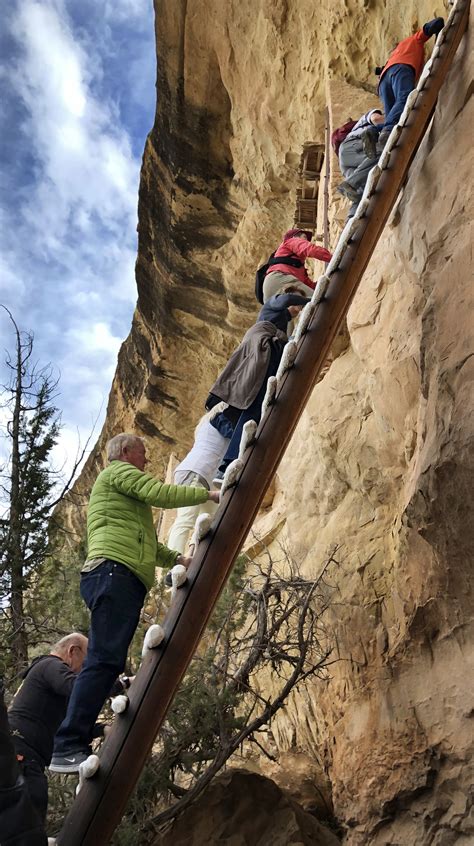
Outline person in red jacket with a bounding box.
[364,17,444,154]
[262,229,332,302]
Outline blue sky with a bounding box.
[0,0,156,474]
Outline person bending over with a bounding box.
[8,633,131,821]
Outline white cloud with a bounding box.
[70,320,123,356]
[104,0,152,25]
[50,423,93,481]
[9,0,138,243]
[0,0,155,481]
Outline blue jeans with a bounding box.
[215,343,283,472]
[53,560,146,754]
[378,64,416,131]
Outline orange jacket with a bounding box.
[380,29,429,83]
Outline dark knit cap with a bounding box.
[283,228,312,241]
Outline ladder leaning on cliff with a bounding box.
[56,2,470,843]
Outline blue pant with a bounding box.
[215,344,283,472]
[53,560,146,754]
[378,64,416,131]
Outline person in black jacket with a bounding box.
[8,633,130,824]
[257,290,310,334]
[0,681,47,846]
[8,634,88,823]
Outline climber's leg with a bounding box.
[381,64,416,130]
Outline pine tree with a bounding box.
[0,306,85,681]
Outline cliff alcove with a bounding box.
[64,2,473,843]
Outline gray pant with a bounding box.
[262,271,313,302]
[339,136,378,218]
[339,137,377,192]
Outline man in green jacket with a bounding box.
[50,433,219,773]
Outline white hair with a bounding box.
[106,433,144,461]
[51,633,87,655]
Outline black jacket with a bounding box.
[0,687,47,846]
[8,656,124,768]
[8,655,79,767]
[257,293,309,334]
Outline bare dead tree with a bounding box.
[132,544,338,836]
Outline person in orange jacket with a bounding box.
[364,17,444,154]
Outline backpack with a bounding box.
[331,119,357,155]
[255,253,304,304]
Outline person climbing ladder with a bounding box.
[208,288,309,483]
[49,434,219,773]
[259,229,332,302]
[336,108,384,214]
[363,17,445,154]
[166,403,230,556]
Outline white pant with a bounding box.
[167,471,218,555]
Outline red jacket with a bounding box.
[380,29,429,83]
[266,231,332,290]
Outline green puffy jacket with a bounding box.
[86,460,209,589]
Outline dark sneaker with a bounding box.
[212,470,225,487]
[49,751,90,773]
[361,128,378,158]
[337,181,362,203]
[164,571,173,588]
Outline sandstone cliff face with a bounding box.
[154,770,341,846]
[250,20,474,845]
[65,1,473,843]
